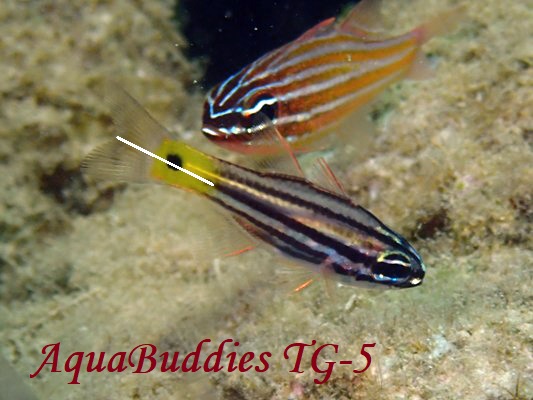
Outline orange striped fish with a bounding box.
[202,0,462,153]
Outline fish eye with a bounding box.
[372,251,413,282]
[243,94,278,121]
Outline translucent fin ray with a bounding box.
[310,157,348,197]
[337,0,385,37]
[246,113,304,177]
[82,86,171,183]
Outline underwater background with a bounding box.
[0,0,531,399]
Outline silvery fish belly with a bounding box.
[83,89,426,290]
[202,0,463,154]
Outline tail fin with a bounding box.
[82,88,218,195]
[82,88,171,183]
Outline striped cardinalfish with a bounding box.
[83,91,425,289]
[202,0,463,153]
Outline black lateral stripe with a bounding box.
[219,163,402,250]
[209,196,326,265]
[216,183,373,266]
[275,242,324,265]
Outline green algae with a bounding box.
[0,0,531,399]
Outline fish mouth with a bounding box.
[398,264,426,288]
[201,126,259,154]
[202,125,256,145]
[407,276,424,287]
[202,125,227,139]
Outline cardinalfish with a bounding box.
[202,0,463,153]
[83,91,425,289]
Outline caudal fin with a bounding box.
[82,87,171,183]
[83,87,218,195]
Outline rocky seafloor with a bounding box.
[0,0,531,399]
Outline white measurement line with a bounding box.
[116,136,214,186]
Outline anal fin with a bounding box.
[185,205,258,267]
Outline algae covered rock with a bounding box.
[0,0,531,399]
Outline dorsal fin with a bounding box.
[310,157,348,197]
[337,0,385,38]
[293,17,336,42]
[290,1,385,44]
